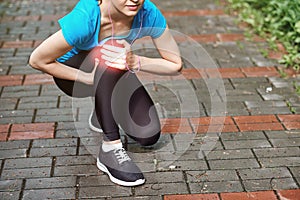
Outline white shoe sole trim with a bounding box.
[89,112,103,133]
[96,158,145,187]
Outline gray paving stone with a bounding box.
[1,86,39,98]
[32,138,78,148]
[0,191,20,200]
[230,77,269,87]
[53,165,99,177]
[238,167,293,180]
[253,147,300,158]
[1,167,51,180]
[152,0,222,10]
[0,98,18,111]
[135,182,188,196]
[209,159,260,170]
[258,157,300,168]
[205,149,254,160]
[249,107,292,115]
[0,109,34,124]
[189,181,243,193]
[4,157,52,169]
[56,121,77,130]
[55,155,95,166]
[189,140,224,151]
[55,129,81,138]
[157,160,208,171]
[110,196,162,200]
[251,55,278,66]
[29,147,77,157]
[245,100,287,108]
[79,175,114,187]
[25,176,77,189]
[80,137,101,146]
[186,170,239,182]
[144,171,184,183]
[34,115,75,123]
[0,149,27,159]
[40,85,64,96]
[79,145,98,156]
[1,57,28,66]
[0,116,33,124]
[0,179,22,192]
[22,188,75,200]
[223,140,271,149]
[0,140,30,150]
[290,166,300,178]
[0,49,14,57]
[14,49,33,57]
[269,138,300,147]
[220,131,267,141]
[204,102,249,116]
[261,94,285,101]
[36,107,74,116]
[243,178,298,191]
[9,65,38,75]
[18,96,58,104]
[79,186,132,198]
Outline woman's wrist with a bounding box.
[77,70,92,85]
[127,54,141,73]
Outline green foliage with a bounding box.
[227,0,300,71]
[293,81,300,96]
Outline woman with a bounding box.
[29,0,182,187]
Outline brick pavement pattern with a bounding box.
[0,0,299,199]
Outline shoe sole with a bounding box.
[96,158,145,187]
[89,112,103,133]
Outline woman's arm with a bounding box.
[138,26,182,75]
[29,30,97,85]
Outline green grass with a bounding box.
[226,0,300,72]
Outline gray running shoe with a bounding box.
[97,146,145,186]
[89,110,103,132]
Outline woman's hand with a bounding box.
[100,40,139,71]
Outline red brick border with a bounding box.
[277,189,300,200]
[164,189,300,200]
[164,193,220,200]
[220,191,277,200]
[162,9,225,17]
[0,66,280,87]
[4,123,55,141]
[0,75,24,87]
[0,114,298,140]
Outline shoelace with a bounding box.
[114,148,131,165]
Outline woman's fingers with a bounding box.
[101,54,126,64]
[116,39,131,51]
[102,44,126,54]
[94,58,99,67]
[99,40,131,70]
[100,48,126,60]
[105,61,127,70]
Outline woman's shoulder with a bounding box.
[142,0,160,12]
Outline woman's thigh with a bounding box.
[53,50,94,97]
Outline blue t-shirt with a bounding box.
[57,0,166,62]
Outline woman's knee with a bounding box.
[127,126,161,146]
[137,131,161,146]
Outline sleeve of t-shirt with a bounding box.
[58,7,90,47]
[145,1,167,39]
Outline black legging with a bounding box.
[54,47,161,146]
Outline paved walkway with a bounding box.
[0,0,299,199]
